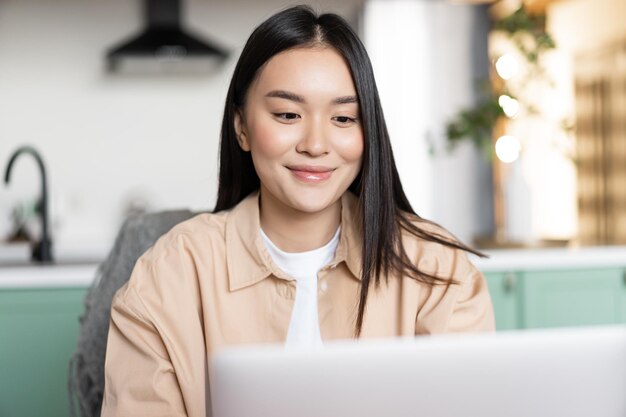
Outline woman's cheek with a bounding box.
[250,118,299,157]
[334,129,364,162]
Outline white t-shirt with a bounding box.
[260,227,340,347]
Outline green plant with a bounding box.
[445,6,557,160]
[494,7,556,64]
[446,98,503,160]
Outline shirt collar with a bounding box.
[225,191,363,292]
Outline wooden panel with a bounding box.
[575,41,626,245]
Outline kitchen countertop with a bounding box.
[472,245,626,272]
[1,245,626,289]
[0,263,99,288]
[0,241,104,288]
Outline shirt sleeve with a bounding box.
[100,240,208,417]
[101,283,189,417]
[445,270,496,332]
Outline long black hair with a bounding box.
[214,5,484,336]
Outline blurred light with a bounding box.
[495,54,519,80]
[498,94,520,118]
[495,135,521,163]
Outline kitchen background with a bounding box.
[0,0,495,261]
[3,0,623,260]
[1,0,626,416]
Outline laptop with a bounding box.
[209,326,626,417]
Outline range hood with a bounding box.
[106,0,228,72]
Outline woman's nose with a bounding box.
[295,119,330,157]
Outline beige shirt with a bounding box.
[101,191,495,417]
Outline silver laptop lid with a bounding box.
[210,326,626,417]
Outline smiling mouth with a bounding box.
[286,165,335,183]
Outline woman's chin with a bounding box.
[260,182,345,215]
[289,201,333,214]
[286,192,340,214]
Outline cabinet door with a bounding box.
[521,268,626,329]
[0,287,87,417]
[484,272,520,330]
[621,270,626,322]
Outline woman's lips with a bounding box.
[287,165,335,183]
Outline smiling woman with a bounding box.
[100,5,495,417]
[234,47,363,250]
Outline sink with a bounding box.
[0,242,103,287]
[0,242,31,265]
[1,240,106,266]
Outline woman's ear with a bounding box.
[234,110,251,152]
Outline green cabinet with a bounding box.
[521,268,626,329]
[483,267,626,331]
[0,287,87,417]
[485,272,520,330]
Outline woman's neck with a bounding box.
[259,189,341,253]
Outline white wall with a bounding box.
[364,0,493,244]
[0,0,363,260]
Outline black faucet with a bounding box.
[4,145,54,263]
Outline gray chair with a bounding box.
[68,209,196,417]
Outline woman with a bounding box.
[101,5,494,417]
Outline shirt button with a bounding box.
[320,281,328,292]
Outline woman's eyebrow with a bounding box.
[265,90,358,105]
[265,90,305,103]
[333,95,358,105]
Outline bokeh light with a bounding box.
[495,53,519,80]
[495,135,521,163]
[498,94,520,118]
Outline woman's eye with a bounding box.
[273,112,300,121]
[333,116,357,125]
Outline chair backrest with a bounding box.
[68,209,196,417]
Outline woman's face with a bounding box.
[235,47,364,215]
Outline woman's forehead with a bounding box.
[249,47,358,102]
